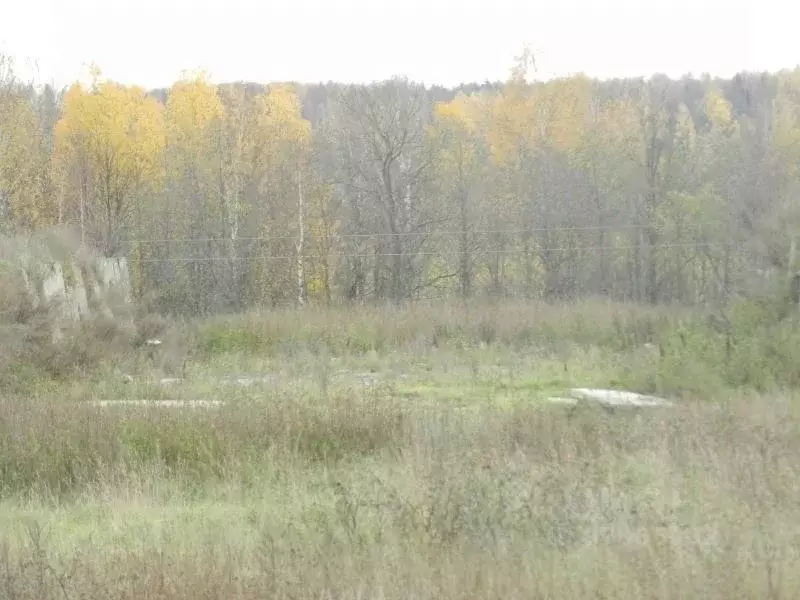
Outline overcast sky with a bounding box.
[1,0,797,90]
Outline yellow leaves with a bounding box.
[164,73,224,205]
[434,93,480,132]
[430,93,486,178]
[306,274,327,298]
[537,75,593,154]
[55,78,166,191]
[703,89,733,129]
[0,55,53,230]
[213,82,311,187]
[166,72,224,148]
[485,75,593,166]
[674,103,697,156]
[256,84,312,163]
[0,90,53,229]
[598,99,640,143]
[773,71,800,177]
[53,73,167,251]
[486,88,533,166]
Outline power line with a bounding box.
[127,242,742,264]
[120,221,730,245]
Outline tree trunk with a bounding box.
[632,225,643,303]
[220,166,239,309]
[459,198,471,299]
[646,222,659,305]
[296,176,307,307]
[383,163,404,304]
[589,163,608,296]
[79,171,87,248]
[523,230,535,299]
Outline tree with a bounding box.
[53,69,166,256]
[0,55,55,231]
[577,91,641,297]
[331,78,435,303]
[253,84,313,306]
[429,92,489,298]
[10,61,800,312]
[483,74,537,297]
[156,70,226,312]
[635,76,681,303]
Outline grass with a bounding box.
[2,298,800,598]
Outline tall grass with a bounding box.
[2,296,800,597]
[1,391,800,598]
[194,297,800,394]
[5,293,800,393]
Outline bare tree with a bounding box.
[331,78,435,303]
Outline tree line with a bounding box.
[2,54,799,314]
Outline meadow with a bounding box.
[1,299,800,599]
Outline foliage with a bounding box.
[2,58,800,309]
[53,69,166,255]
[2,306,800,596]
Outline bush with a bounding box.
[632,295,800,394]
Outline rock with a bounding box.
[546,388,673,410]
[0,230,133,335]
[570,388,673,407]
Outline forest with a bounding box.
[6,51,800,599]
[2,53,800,314]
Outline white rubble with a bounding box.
[547,388,673,409]
[90,399,224,408]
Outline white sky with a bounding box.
[1,0,797,90]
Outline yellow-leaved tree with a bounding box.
[770,70,800,276]
[484,57,549,297]
[252,83,314,306]
[773,69,800,181]
[0,55,55,231]
[166,70,225,150]
[156,71,226,310]
[576,92,641,293]
[164,72,226,235]
[429,92,489,297]
[305,178,339,305]
[53,68,166,256]
[535,75,593,155]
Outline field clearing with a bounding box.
[2,301,800,598]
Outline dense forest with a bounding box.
[2,53,799,314]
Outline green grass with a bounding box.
[2,391,800,599]
[2,298,800,598]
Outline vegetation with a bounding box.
[0,299,799,598]
[2,55,800,312]
[3,52,800,598]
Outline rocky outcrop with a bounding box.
[0,229,132,340]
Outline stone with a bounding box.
[546,388,673,410]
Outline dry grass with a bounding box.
[2,299,800,598]
[2,392,800,598]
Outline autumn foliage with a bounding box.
[2,57,800,312]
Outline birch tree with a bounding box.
[53,69,166,256]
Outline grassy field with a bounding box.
[2,300,800,598]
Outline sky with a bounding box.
[1,0,797,90]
